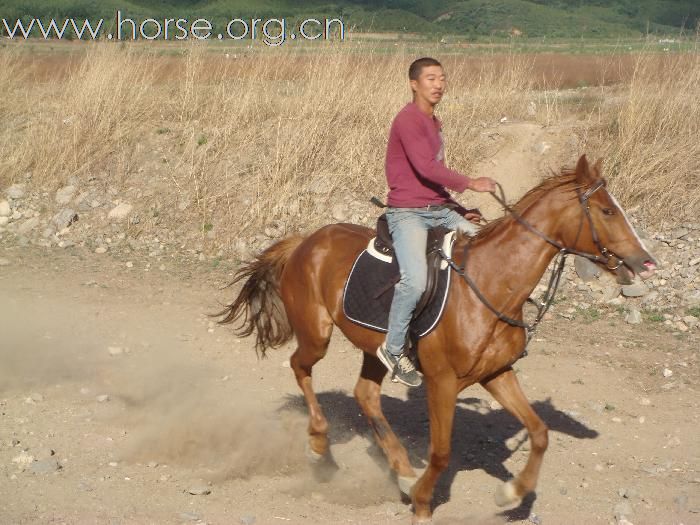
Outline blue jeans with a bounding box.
[384,207,479,356]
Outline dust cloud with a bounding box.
[0,276,399,509]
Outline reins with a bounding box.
[438,180,625,352]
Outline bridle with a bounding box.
[490,179,625,270]
[439,179,627,352]
[575,181,625,271]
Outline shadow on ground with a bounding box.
[279,388,598,518]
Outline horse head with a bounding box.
[565,154,657,284]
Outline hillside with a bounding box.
[0,0,698,38]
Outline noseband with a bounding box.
[438,179,628,358]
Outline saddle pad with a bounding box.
[342,243,452,337]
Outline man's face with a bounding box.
[410,65,446,106]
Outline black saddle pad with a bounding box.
[342,246,452,337]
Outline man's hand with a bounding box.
[464,211,482,224]
[463,207,483,224]
[469,177,497,193]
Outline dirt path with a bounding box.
[1,243,698,525]
[467,120,581,219]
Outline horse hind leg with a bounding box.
[481,367,549,507]
[354,352,417,496]
[288,309,334,462]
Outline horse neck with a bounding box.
[459,192,568,311]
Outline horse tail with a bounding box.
[215,235,305,357]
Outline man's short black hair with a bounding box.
[409,57,442,81]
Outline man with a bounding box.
[377,57,497,387]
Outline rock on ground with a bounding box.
[625,307,642,324]
[6,184,26,199]
[52,209,78,230]
[30,458,61,474]
[55,185,77,205]
[108,203,133,221]
[17,217,40,234]
[575,256,601,282]
[621,282,648,298]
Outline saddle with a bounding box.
[342,212,458,365]
[373,214,452,320]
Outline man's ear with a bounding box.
[409,79,418,93]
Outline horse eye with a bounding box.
[602,208,615,216]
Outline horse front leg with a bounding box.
[481,367,549,506]
[411,372,458,523]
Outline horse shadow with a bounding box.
[279,387,597,519]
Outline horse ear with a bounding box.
[592,157,604,178]
[575,154,594,184]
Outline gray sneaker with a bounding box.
[376,342,422,387]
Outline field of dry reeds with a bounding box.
[0,40,697,252]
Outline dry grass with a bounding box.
[0,42,540,243]
[596,51,700,221]
[0,40,697,253]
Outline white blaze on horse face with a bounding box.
[607,191,650,253]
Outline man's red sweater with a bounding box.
[385,102,471,208]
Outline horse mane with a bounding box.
[458,169,589,244]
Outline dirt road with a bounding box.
[1,243,698,525]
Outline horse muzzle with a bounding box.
[615,253,658,284]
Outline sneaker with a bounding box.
[376,342,422,387]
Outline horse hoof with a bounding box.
[494,480,521,507]
[411,516,432,525]
[398,475,418,497]
[305,442,324,463]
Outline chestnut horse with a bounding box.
[217,155,656,523]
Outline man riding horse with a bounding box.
[378,57,497,387]
[217,57,658,524]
